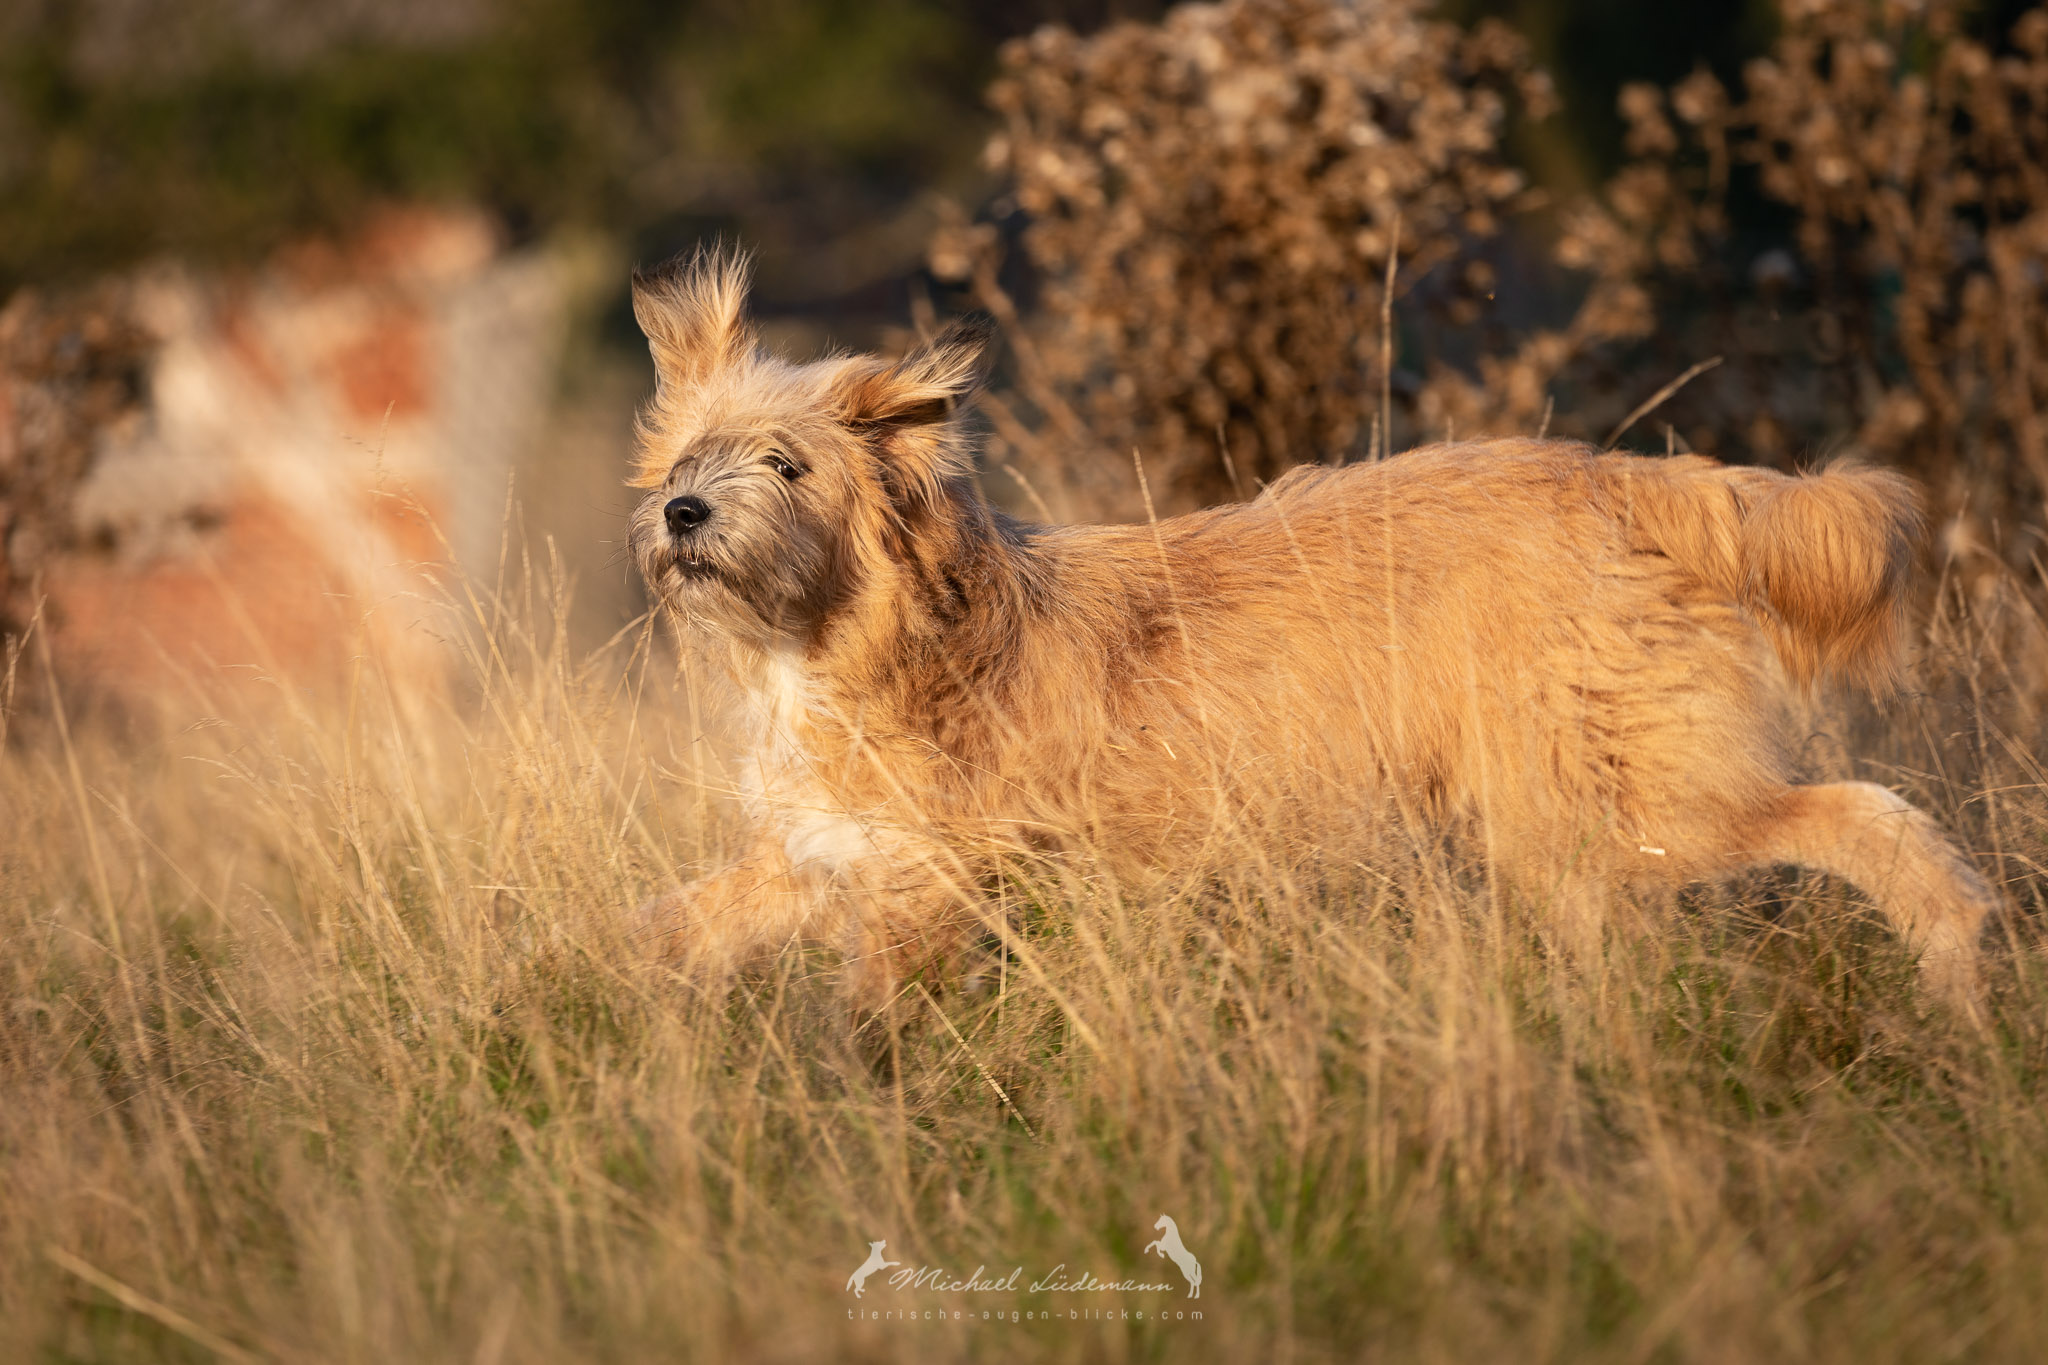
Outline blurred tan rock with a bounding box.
[1,205,573,719]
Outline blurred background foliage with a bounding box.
[0,0,1166,312]
[4,0,2039,307]
[0,0,1809,304]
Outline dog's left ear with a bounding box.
[835,317,996,503]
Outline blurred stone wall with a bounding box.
[1,205,574,716]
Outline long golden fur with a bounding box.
[628,249,1998,1003]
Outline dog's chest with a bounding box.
[737,648,879,874]
[746,648,811,747]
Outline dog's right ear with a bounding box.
[631,247,755,393]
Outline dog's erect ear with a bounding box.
[835,318,995,508]
[631,247,754,392]
[837,316,996,430]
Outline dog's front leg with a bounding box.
[639,833,824,976]
[833,853,987,1013]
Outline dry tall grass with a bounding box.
[3,527,2048,1364]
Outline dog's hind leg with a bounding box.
[1737,781,1999,998]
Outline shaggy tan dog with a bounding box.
[629,250,1997,1002]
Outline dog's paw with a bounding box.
[632,884,752,992]
[632,886,705,962]
[1917,944,1988,1025]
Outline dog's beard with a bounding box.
[630,498,829,641]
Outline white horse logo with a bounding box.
[845,1240,900,1297]
[1144,1215,1202,1298]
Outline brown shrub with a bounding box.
[1436,0,2048,564]
[931,0,1553,516]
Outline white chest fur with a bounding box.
[736,646,877,876]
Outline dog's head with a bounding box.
[627,248,993,646]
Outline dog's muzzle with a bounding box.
[665,495,711,537]
[648,493,721,582]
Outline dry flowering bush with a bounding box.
[930,0,1554,516]
[1736,0,2048,525]
[1423,0,2048,573]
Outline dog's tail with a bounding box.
[1613,454,1924,691]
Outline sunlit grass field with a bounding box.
[5,551,2048,1364]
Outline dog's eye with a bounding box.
[766,452,802,481]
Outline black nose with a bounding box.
[664,495,710,536]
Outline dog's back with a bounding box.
[1127,439,1988,992]
[1252,439,1918,691]
[993,440,1990,992]
[1160,440,1917,855]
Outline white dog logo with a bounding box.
[845,1240,899,1297]
[1144,1215,1202,1298]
